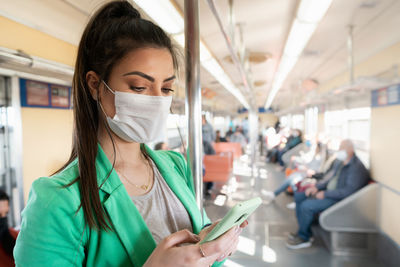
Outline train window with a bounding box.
[213,116,228,134]
[291,114,305,131]
[281,114,305,130]
[279,115,290,128]
[324,107,371,167]
[305,107,318,138]
[165,113,187,149]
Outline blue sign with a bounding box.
[237,107,273,113]
[371,84,400,107]
[20,78,72,109]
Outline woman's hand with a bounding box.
[198,220,248,262]
[144,220,248,267]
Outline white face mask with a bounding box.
[100,81,172,143]
[336,150,347,161]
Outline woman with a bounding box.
[14,1,246,266]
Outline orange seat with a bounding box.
[203,154,233,182]
[213,142,242,159]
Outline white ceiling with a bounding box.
[1,0,399,114]
[276,0,400,110]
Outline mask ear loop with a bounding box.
[98,80,115,118]
[102,80,116,95]
[96,80,117,189]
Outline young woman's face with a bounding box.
[100,47,175,118]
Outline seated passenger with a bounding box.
[0,189,16,262]
[225,127,234,140]
[262,142,326,200]
[215,130,227,142]
[286,139,369,249]
[277,129,303,166]
[14,2,247,266]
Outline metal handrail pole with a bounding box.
[184,0,203,215]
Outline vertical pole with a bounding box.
[249,110,258,181]
[184,0,203,214]
[347,25,354,85]
[228,0,235,49]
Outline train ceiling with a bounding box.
[1,0,400,114]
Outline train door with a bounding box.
[0,75,22,227]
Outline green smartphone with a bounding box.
[200,197,262,244]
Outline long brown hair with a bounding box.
[54,0,179,231]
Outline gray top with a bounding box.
[131,161,193,244]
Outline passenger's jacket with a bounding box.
[317,155,369,201]
[285,136,302,151]
[14,144,223,267]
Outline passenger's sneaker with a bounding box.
[287,232,298,241]
[286,202,296,210]
[288,232,314,242]
[261,190,275,200]
[286,236,312,249]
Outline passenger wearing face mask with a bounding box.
[14,2,247,266]
[286,139,369,250]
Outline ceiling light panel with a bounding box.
[297,0,333,23]
[134,0,249,109]
[283,19,317,57]
[134,0,184,34]
[265,0,333,108]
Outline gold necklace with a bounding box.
[117,163,153,191]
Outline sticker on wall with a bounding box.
[51,85,70,108]
[20,78,72,109]
[26,80,49,107]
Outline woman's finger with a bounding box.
[200,225,239,260]
[240,220,248,228]
[198,220,221,240]
[162,229,200,248]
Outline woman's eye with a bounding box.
[129,86,146,92]
[162,88,174,94]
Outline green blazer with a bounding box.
[14,145,223,267]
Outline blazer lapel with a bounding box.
[96,144,156,267]
[145,146,204,234]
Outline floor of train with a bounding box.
[204,152,381,267]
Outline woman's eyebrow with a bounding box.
[122,71,154,82]
[122,71,175,83]
[164,75,176,82]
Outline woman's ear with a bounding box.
[86,71,101,101]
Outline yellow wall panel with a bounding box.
[380,187,400,245]
[0,16,77,66]
[370,105,400,245]
[21,108,73,202]
[370,105,400,191]
[259,113,279,128]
